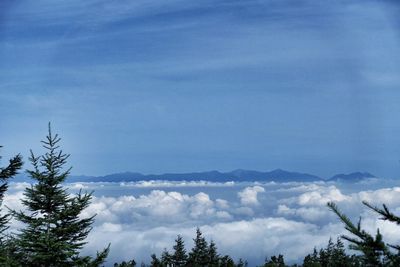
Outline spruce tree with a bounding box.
[171,235,187,267]
[208,240,219,267]
[329,238,353,267]
[188,228,209,266]
[0,146,23,261]
[219,255,235,267]
[263,255,285,267]
[302,237,361,267]
[161,249,172,267]
[11,125,109,266]
[328,201,392,266]
[114,259,137,267]
[150,254,162,267]
[236,258,248,267]
[303,247,322,267]
[303,250,321,267]
[318,240,330,267]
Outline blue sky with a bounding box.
[1,0,400,178]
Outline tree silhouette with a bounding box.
[188,228,209,266]
[172,235,187,267]
[0,146,23,263]
[11,124,109,266]
[328,201,400,266]
[208,240,219,267]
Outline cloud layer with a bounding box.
[4,180,400,265]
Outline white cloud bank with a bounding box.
[3,181,400,265]
[238,186,265,206]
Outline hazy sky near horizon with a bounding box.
[1,0,400,178]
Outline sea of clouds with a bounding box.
[4,179,400,266]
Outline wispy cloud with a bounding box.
[1,0,400,176]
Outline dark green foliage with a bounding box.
[326,238,360,267]
[303,237,362,267]
[188,228,210,266]
[0,148,23,237]
[10,125,109,266]
[303,248,320,267]
[236,258,248,267]
[172,235,187,267]
[0,147,23,263]
[148,229,249,267]
[150,254,162,267]
[262,254,285,267]
[362,199,400,264]
[362,201,400,226]
[219,255,235,267]
[328,202,386,266]
[328,201,400,266]
[114,259,137,267]
[161,249,172,266]
[208,240,219,267]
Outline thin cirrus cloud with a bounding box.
[1,0,400,177]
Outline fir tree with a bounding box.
[114,259,137,267]
[263,255,285,267]
[188,228,209,266]
[328,201,392,266]
[0,147,23,238]
[208,240,219,267]
[236,258,248,267]
[318,239,331,267]
[219,255,235,267]
[328,238,352,267]
[303,249,321,267]
[161,249,172,267]
[302,238,362,267]
[150,254,162,267]
[171,235,187,267]
[11,125,109,266]
[0,146,23,262]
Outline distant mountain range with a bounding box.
[327,172,376,182]
[67,169,320,183]
[13,169,378,183]
[43,169,377,183]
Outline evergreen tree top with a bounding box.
[10,124,109,267]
